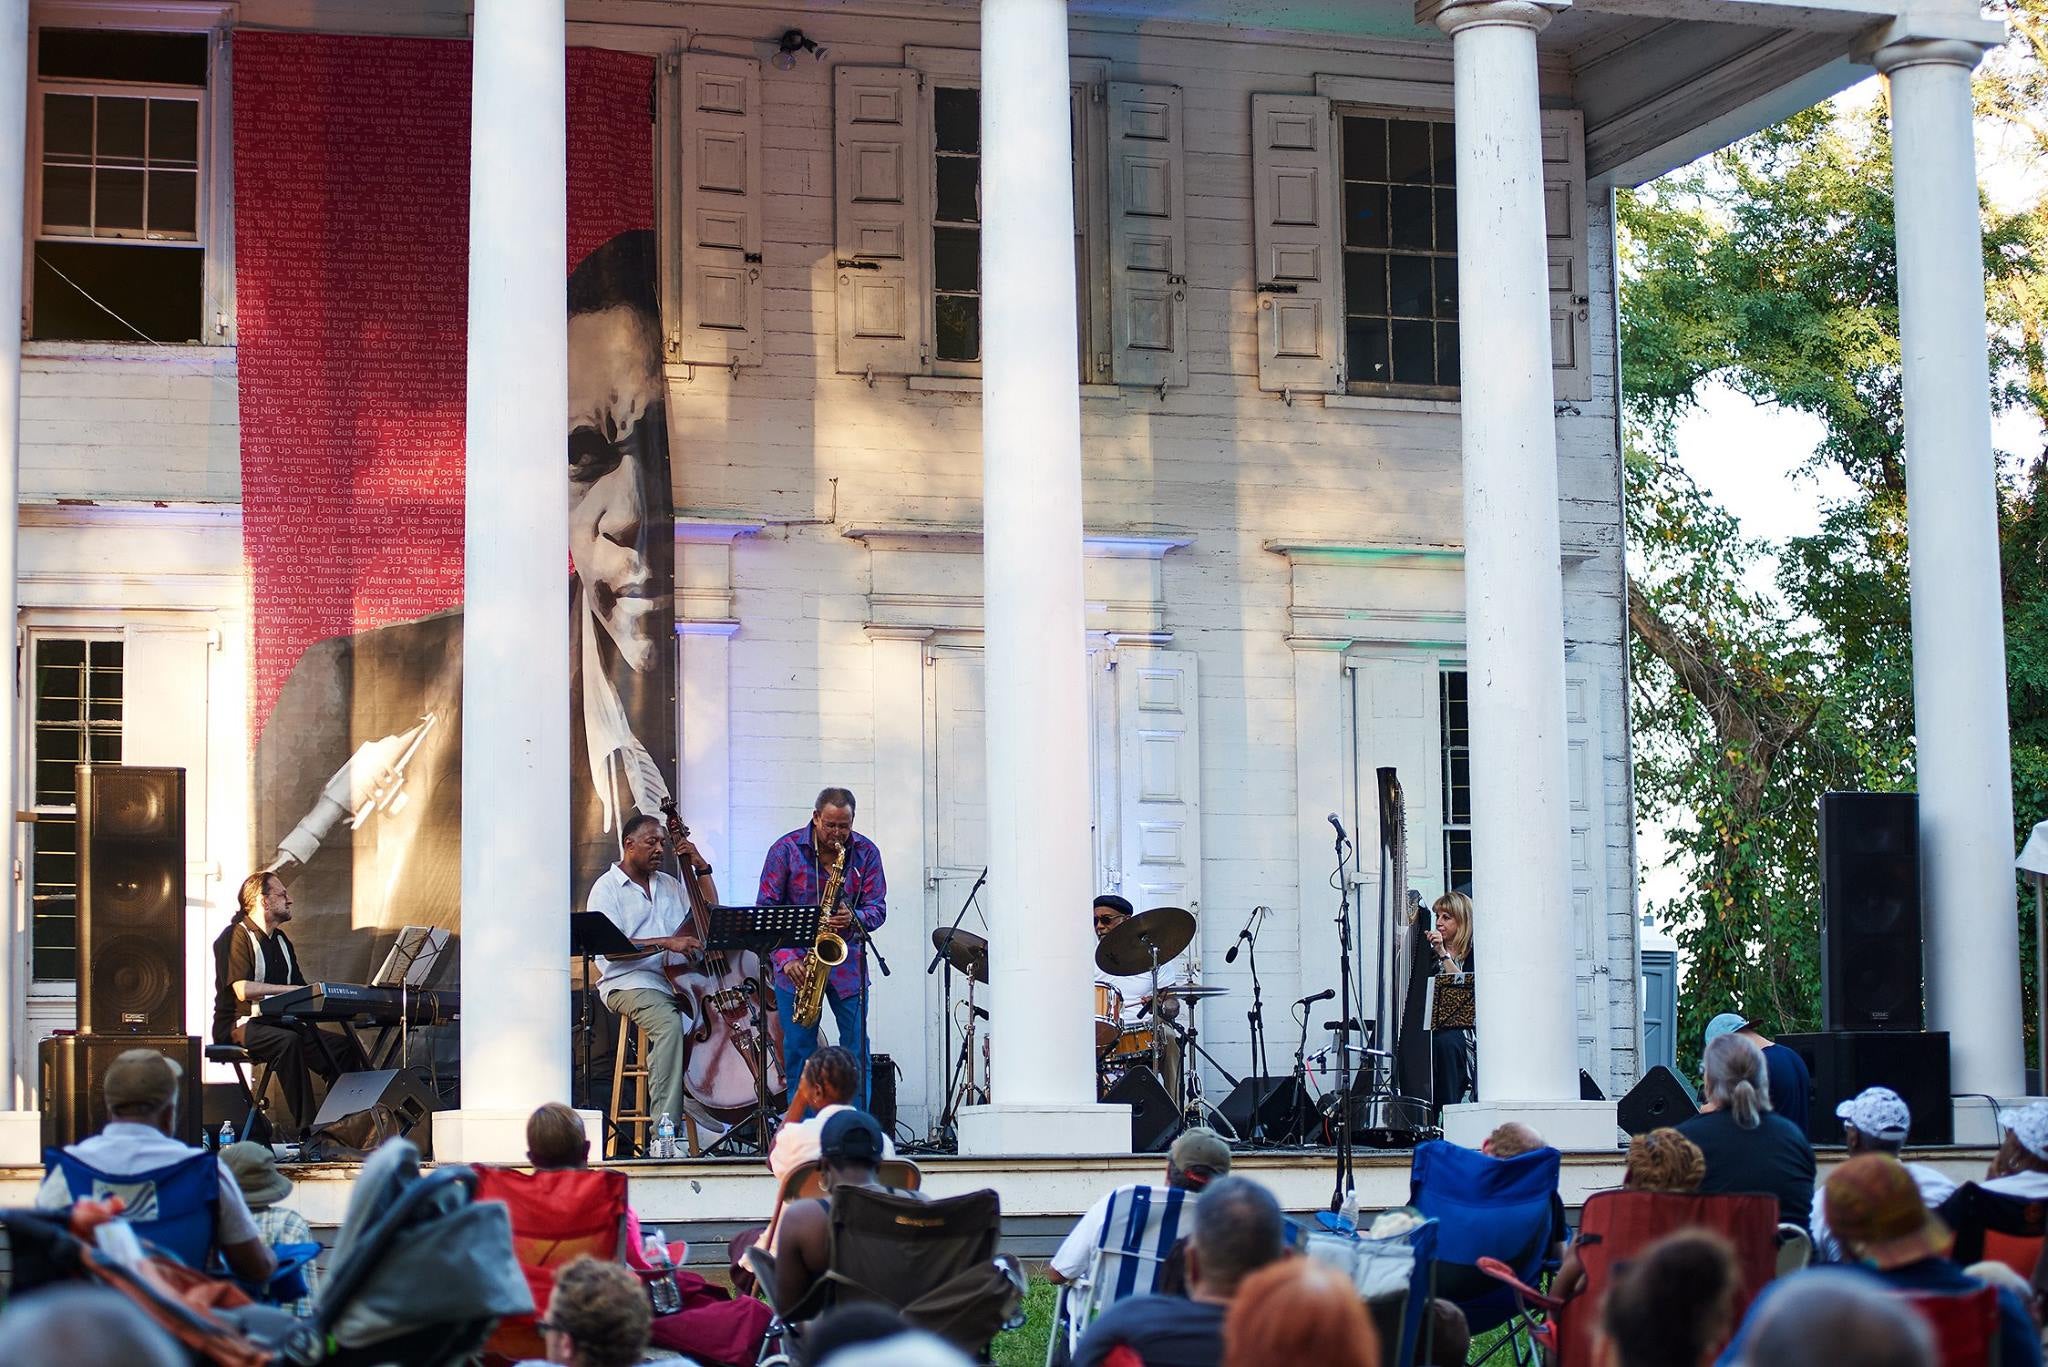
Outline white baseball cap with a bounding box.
[2000,1102,2048,1161]
[1834,1087,1912,1143]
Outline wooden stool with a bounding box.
[609,1015,652,1159]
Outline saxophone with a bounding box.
[790,839,850,1028]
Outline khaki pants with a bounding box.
[607,987,695,1139]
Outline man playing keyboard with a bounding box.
[212,871,339,1140]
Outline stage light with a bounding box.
[773,29,826,70]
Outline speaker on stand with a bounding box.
[1819,791,1924,1032]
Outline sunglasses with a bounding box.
[536,1320,574,1340]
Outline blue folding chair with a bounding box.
[44,1147,219,1270]
[1409,1139,1563,1364]
[1046,1184,1190,1365]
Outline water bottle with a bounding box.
[1340,1186,1360,1236]
[218,1119,236,1150]
[642,1228,682,1315]
[653,1112,676,1160]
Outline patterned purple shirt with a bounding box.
[757,826,888,996]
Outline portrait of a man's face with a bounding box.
[568,299,672,674]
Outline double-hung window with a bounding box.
[1438,667,1472,896]
[27,636,124,981]
[1341,113,1459,394]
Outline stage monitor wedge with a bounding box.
[1103,1068,1179,1153]
[1618,1065,1699,1136]
[1819,790,1924,1032]
[76,765,187,1037]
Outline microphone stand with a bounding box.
[927,871,986,1151]
[1330,822,1357,1218]
[1243,912,1275,1145]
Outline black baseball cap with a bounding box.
[820,1108,887,1163]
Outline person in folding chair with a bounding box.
[37,1048,275,1285]
[1047,1127,1232,1291]
[772,1109,924,1317]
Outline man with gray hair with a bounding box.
[0,1285,185,1366]
[1679,1032,1816,1228]
[1810,1087,1956,1262]
[1729,1268,1935,1367]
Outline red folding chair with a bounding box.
[1479,1189,1780,1367]
[1904,1286,2000,1367]
[474,1166,630,1364]
[1939,1183,2048,1282]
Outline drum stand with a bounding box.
[937,969,987,1143]
[1174,998,1243,1140]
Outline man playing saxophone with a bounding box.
[759,787,887,1115]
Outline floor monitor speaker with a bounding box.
[76,766,186,1036]
[1618,1065,1700,1135]
[1103,1068,1179,1153]
[1819,791,1925,1031]
[312,1068,439,1152]
[40,1033,201,1147]
[1776,1030,1952,1146]
[1217,1076,1312,1144]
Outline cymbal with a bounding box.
[932,927,989,984]
[1094,905,1196,977]
[1158,983,1229,1001]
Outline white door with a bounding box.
[1099,648,1202,982]
[923,648,990,1128]
[1565,663,1615,1091]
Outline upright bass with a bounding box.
[659,802,784,1118]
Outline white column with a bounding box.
[0,0,33,1164]
[962,0,1128,1155]
[1877,33,2024,1101]
[435,0,573,1163]
[1435,0,1612,1149]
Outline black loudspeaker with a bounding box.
[1103,1068,1179,1153]
[871,1052,898,1137]
[1618,1065,1700,1135]
[40,1033,201,1147]
[1819,791,1924,1031]
[312,1068,439,1147]
[1217,1076,1312,1144]
[1776,1031,1952,1146]
[1580,1069,1607,1101]
[77,765,186,1036]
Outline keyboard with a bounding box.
[259,981,459,1024]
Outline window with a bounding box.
[31,28,209,342]
[29,637,124,980]
[931,85,981,366]
[1439,667,1471,895]
[1341,113,1458,393]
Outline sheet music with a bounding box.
[372,925,448,987]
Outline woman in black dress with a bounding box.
[1426,891,1476,1108]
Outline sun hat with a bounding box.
[1999,1102,2048,1161]
[219,1140,293,1208]
[1823,1154,1951,1270]
[1836,1087,1913,1144]
[1702,1012,1750,1048]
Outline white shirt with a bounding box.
[36,1122,261,1246]
[1810,1158,1955,1262]
[761,1102,901,1256]
[1980,1169,2048,1201]
[590,862,693,999]
[1050,1183,1192,1282]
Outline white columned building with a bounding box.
[1867,14,2026,1127]
[1431,0,1615,1148]
[961,0,1130,1155]
[0,0,34,1165]
[435,0,576,1163]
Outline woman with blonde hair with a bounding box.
[1425,891,1476,1108]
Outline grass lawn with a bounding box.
[990,1277,1058,1366]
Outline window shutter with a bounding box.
[1106,82,1187,389]
[675,53,763,368]
[1251,94,1340,394]
[1542,108,1591,403]
[834,66,924,376]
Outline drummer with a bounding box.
[1092,894,1185,1108]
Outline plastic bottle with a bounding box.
[642,1228,682,1315]
[218,1119,236,1150]
[1339,1185,1360,1236]
[653,1112,676,1160]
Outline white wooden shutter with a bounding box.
[1251,93,1340,394]
[1543,109,1591,403]
[1106,82,1187,389]
[1114,650,1202,934]
[674,53,762,368]
[834,66,924,376]
[1565,662,1614,1089]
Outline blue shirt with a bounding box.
[1717,1260,2041,1367]
[757,826,887,997]
[1761,1041,1813,1134]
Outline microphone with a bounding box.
[970,866,988,893]
[1296,987,1336,1006]
[1223,905,1267,964]
[1328,812,1349,844]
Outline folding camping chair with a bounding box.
[42,1148,219,1272]
[1044,1184,1192,1365]
[1904,1285,2002,1367]
[1308,1216,1441,1367]
[473,1165,631,1363]
[1940,1182,2048,1281]
[1409,1139,1563,1364]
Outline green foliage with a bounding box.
[1621,46,2048,1080]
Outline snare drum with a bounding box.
[1093,983,1124,1054]
[1108,1023,1156,1060]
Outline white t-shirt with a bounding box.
[762,1103,899,1255]
[590,862,695,1000]
[1979,1169,2048,1201]
[37,1122,261,1246]
[1810,1159,1955,1262]
[1050,1183,1191,1282]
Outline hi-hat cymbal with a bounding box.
[932,927,989,984]
[1158,983,1229,1001]
[1094,905,1196,977]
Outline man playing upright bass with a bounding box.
[759,788,887,1114]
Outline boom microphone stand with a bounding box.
[1328,814,1357,1217]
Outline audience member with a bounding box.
[1552,1127,1708,1301]
[1704,1012,1813,1133]
[36,1048,275,1283]
[219,1139,322,1313]
[1597,1229,1739,1367]
[1811,1088,1955,1263]
[800,1304,913,1365]
[535,1254,652,1367]
[1048,1127,1232,1285]
[1730,1268,1935,1367]
[1481,1120,1567,1263]
[523,1102,669,1267]
[1984,1104,2048,1200]
[817,1329,973,1367]
[775,1110,915,1317]
[0,1285,185,1366]
[771,1046,897,1185]
[1073,1174,1288,1367]
[1425,1298,1472,1366]
[1678,1033,1816,1228]
[1223,1257,1379,1367]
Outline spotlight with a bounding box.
[773,28,827,70]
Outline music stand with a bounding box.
[569,912,642,1134]
[1423,972,1476,1115]
[693,904,823,1158]
[371,926,449,1098]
